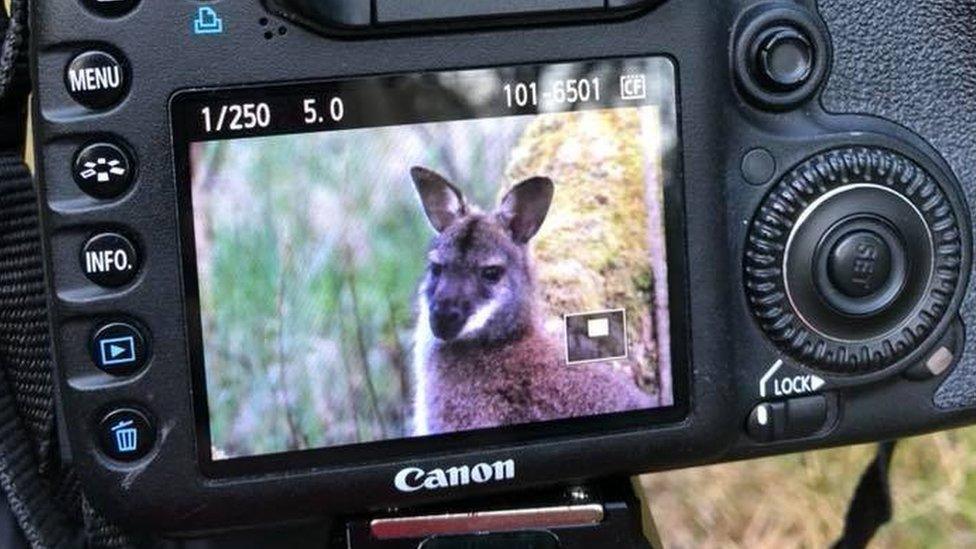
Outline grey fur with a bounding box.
[410,167,653,436]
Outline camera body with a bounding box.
[28,0,976,534]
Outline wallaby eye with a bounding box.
[430,263,444,277]
[481,266,505,283]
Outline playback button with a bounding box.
[80,232,139,287]
[91,321,147,376]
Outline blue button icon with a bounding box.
[99,335,136,366]
[193,6,224,35]
[99,408,154,461]
[111,419,139,453]
[91,322,145,375]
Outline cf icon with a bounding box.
[620,74,647,101]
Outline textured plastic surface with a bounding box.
[818,0,976,409]
[27,0,976,534]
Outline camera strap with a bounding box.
[0,1,897,547]
[0,0,76,543]
[832,441,898,549]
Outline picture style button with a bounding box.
[564,309,628,364]
[64,50,128,109]
[80,0,139,17]
[73,142,133,199]
[97,407,155,461]
[80,232,139,287]
[91,322,147,376]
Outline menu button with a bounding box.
[65,50,128,109]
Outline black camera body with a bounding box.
[28,0,976,535]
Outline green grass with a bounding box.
[643,427,976,548]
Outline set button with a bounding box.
[65,50,128,109]
[91,321,147,376]
[97,407,155,461]
[80,232,139,287]
[73,141,133,199]
[826,230,893,298]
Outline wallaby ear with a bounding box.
[411,166,466,233]
[497,177,554,244]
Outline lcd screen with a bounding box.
[171,56,686,473]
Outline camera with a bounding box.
[28,0,976,535]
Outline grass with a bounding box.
[642,427,976,548]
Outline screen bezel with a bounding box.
[169,54,691,478]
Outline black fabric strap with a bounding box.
[0,0,53,463]
[832,441,898,549]
[0,152,78,548]
[0,359,74,548]
[0,1,82,546]
[0,0,28,99]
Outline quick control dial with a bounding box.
[745,147,966,374]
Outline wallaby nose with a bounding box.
[430,301,468,340]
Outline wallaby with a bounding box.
[410,166,654,436]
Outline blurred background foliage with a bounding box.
[190,108,668,459]
[645,430,976,548]
[191,119,523,457]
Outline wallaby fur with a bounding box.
[410,166,653,436]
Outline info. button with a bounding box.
[80,232,140,287]
[64,50,129,109]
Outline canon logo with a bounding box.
[393,459,516,493]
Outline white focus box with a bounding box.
[586,317,610,338]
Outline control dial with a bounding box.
[745,147,965,374]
